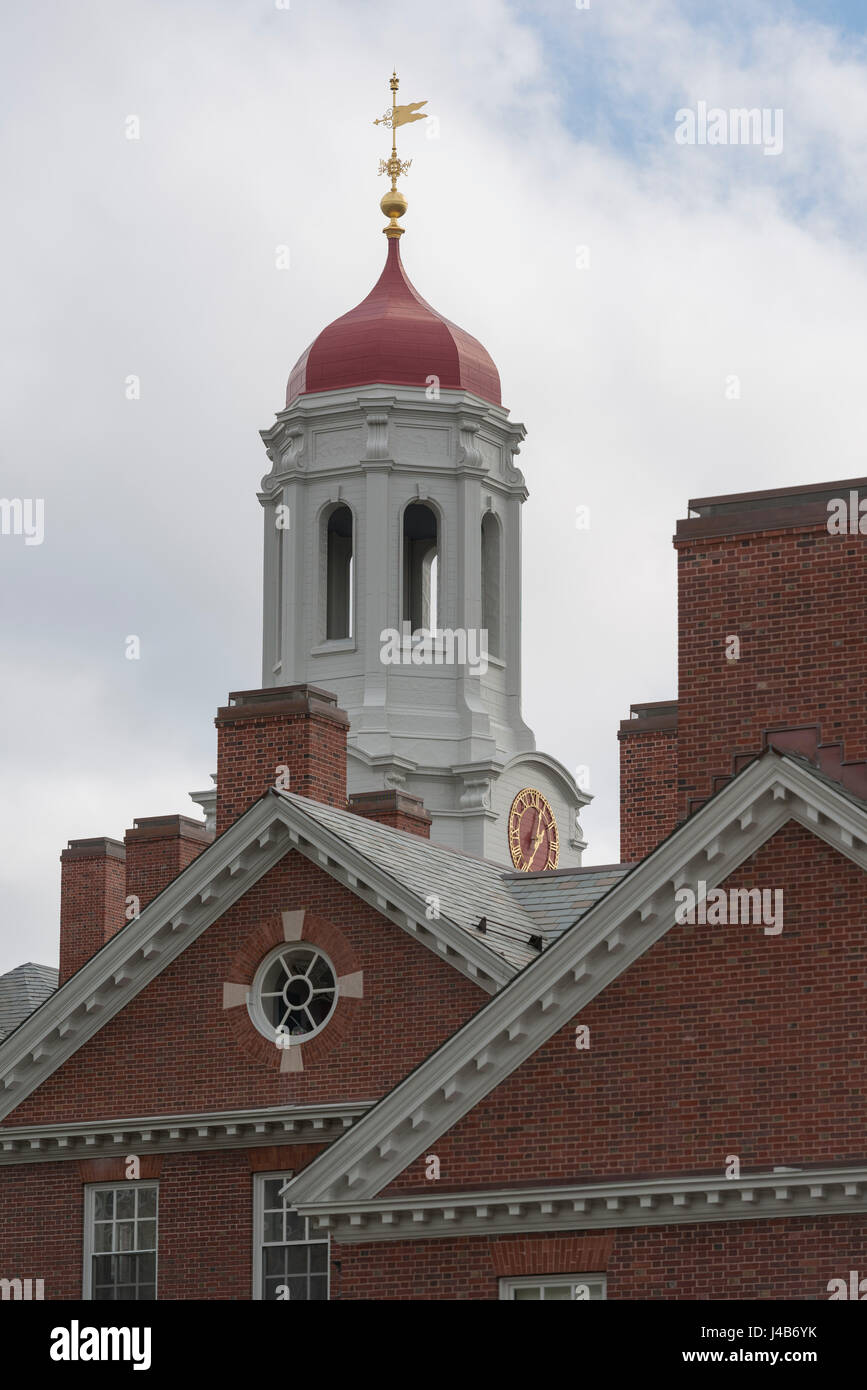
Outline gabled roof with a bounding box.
[0,788,551,1121]
[284,749,867,1211]
[279,793,540,969]
[0,963,57,1040]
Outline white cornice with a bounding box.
[0,1101,373,1165]
[0,792,515,1122]
[294,1164,867,1243]
[284,752,867,1208]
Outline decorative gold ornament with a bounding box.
[508,788,560,873]
[372,71,427,237]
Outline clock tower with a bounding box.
[256,76,589,868]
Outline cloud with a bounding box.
[1,0,866,968]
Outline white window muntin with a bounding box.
[83,1183,158,1301]
[252,1172,330,1301]
[499,1273,606,1300]
[248,942,339,1044]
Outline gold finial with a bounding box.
[373,70,427,237]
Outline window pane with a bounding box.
[284,1246,307,1276]
[116,1222,135,1251]
[137,1254,156,1284]
[543,1284,572,1300]
[94,1191,114,1221]
[513,1287,540,1299]
[115,1189,135,1219]
[264,1179,284,1209]
[310,1275,328,1301]
[264,1247,287,1278]
[137,1220,156,1252]
[284,1209,305,1241]
[309,1244,328,1274]
[93,1222,113,1253]
[263,1210,283,1244]
[137,1188,157,1219]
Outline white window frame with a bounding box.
[82,1182,159,1301]
[499,1273,607,1300]
[252,1171,330,1301]
[247,943,339,1045]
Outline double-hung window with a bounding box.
[84,1184,158,1300]
[253,1172,329,1300]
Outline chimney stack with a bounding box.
[59,838,127,984]
[214,684,349,834]
[124,815,213,913]
[347,789,432,838]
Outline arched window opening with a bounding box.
[403,503,438,632]
[326,505,353,640]
[481,512,501,658]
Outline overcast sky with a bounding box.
[2,0,867,974]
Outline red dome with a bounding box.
[286,238,501,408]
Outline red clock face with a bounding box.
[508,788,559,872]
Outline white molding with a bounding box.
[0,1102,372,1165]
[293,1164,867,1244]
[283,752,867,1208]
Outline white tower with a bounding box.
[257,78,588,868]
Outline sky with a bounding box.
[2,0,867,974]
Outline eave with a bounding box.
[294,1164,867,1243]
[0,1101,374,1165]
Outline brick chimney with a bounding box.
[214,685,349,834]
[347,789,432,838]
[124,815,213,913]
[675,476,867,818]
[59,838,127,984]
[618,701,678,861]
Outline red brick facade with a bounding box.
[618,702,679,861]
[124,815,213,912]
[214,685,349,833]
[58,837,127,985]
[675,487,867,821]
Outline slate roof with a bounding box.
[0,962,58,1040]
[281,793,633,966]
[280,792,542,969]
[503,864,635,940]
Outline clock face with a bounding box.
[508,788,559,872]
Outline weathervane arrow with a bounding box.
[373,71,427,238]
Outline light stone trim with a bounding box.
[284,752,867,1208]
[0,1102,372,1165]
[294,1165,867,1243]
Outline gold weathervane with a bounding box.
[373,71,427,237]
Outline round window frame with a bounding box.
[248,942,340,1045]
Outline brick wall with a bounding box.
[347,790,431,838]
[214,685,348,833]
[333,1217,864,1299]
[5,853,486,1125]
[59,838,127,985]
[618,702,679,860]
[124,815,213,912]
[676,483,867,820]
[384,824,866,1191]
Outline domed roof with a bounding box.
[286,238,501,408]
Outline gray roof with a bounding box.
[0,962,58,1040]
[280,792,633,967]
[281,793,543,969]
[504,865,634,940]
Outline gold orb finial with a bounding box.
[372,70,427,238]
